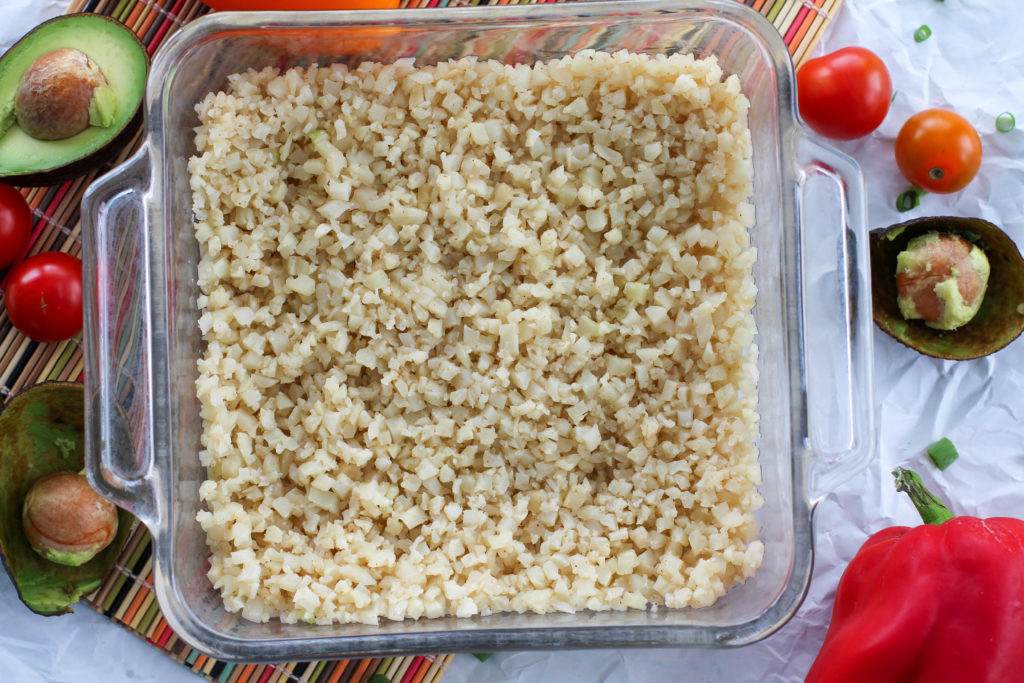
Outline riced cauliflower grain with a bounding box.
[190,49,763,626]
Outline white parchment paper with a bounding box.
[2,1,1022,681]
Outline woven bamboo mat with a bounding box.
[0,0,841,681]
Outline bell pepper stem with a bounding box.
[893,467,955,525]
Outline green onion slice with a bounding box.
[927,437,959,470]
[897,188,922,212]
[914,25,932,42]
[473,653,494,662]
[996,112,1016,133]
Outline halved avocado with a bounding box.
[871,216,1024,360]
[0,14,148,186]
[0,383,132,616]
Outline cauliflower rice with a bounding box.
[190,49,764,626]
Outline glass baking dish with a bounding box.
[81,0,874,662]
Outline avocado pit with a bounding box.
[14,48,114,141]
[22,471,119,567]
[895,232,990,331]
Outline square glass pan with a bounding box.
[81,0,873,662]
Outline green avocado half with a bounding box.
[870,216,1024,360]
[0,14,148,186]
[0,383,132,616]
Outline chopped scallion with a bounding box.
[897,188,922,212]
[927,437,959,470]
[891,90,898,103]
[914,25,932,42]
[473,653,494,662]
[996,112,1016,133]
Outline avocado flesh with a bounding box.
[34,546,104,567]
[0,384,132,616]
[88,82,118,129]
[0,15,147,178]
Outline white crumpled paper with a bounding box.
[2,1,1023,681]
[0,0,66,44]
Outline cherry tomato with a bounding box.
[797,47,892,140]
[204,0,398,9]
[895,109,982,194]
[0,184,32,269]
[5,252,83,343]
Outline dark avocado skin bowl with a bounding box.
[0,382,132,616]
[0,14,149,186]
[870,216,1024,360]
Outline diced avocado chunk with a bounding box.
[87,82,118,129]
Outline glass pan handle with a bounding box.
[81,145,159,527]
[797,133,876,503]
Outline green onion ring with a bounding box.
[996,112,1016,133]
[897,189,922,212]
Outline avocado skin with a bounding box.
[0,14,148,186]
[870,216,1024,360]
[0,383,133,616]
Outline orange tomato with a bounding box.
[204,0,399,10]
[894,109,982,194]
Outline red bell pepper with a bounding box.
[806,467,1024,683]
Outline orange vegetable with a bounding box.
[895,109,982,194]
[204,0,399,10]
[239,26,404,55]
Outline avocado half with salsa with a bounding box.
[870,216,1024,360]
[0,14,148,186]
[0,383,132,616]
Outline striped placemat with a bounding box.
[1,0,840,681]
[89,522,455,683]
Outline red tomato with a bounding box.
[797,47,892,140]
[5,252,83,343]
[895,109,982,194]
[204,0,399,9]
[0,184,32,269]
